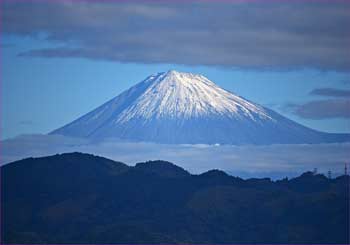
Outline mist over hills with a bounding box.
[52,70,350,145]
[2,152,349,244]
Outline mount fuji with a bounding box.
[51,70,349,145]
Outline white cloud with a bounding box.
[2,134,349,179]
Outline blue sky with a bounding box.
[1,1,350,140]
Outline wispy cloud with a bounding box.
[284,86,350,120]
[18,120,35,126]
[2,1,350,70]
[310,88,350,98]
[0,43,15,48]
[287,99,350,119]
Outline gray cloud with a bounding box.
[284,87,350,119]
[1,134,349,178]
[289,99,350,119]
[2,1,350,70]
[310,88,350,97]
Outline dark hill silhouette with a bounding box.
[1,152,349,244]
[135,160,190,178]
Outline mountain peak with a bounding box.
[114,70,272,123]
[165,69,193,76]
[166,69,179,75]
[165,69,202,77]
[154,70,206,87]
[51,71,350,144]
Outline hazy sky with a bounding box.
[1,0,350,139]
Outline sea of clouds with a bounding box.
[1,134,349,179]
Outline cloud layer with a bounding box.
[2,134,349,179]
[2,1,350,70]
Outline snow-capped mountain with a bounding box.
[51,70,349,144]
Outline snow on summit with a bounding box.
[51,70,350,145]
[116,70,273,123]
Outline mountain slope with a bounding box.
[51,70,349,144]
[2,153,349,244]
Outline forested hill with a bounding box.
[2,152,349,244]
